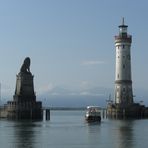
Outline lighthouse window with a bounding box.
[123,64,125,69]
[117,74,119,78]
[123,45,125,49]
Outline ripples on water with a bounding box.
[0,110,148,148]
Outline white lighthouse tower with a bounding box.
[107,18,148,119]
[114,18,133,105]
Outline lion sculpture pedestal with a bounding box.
[5,57,43,119]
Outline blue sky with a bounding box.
[0,0,148,106]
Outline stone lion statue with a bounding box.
[20,57,31,73]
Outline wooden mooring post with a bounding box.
[44,109,50,120]
[101,108,107,119]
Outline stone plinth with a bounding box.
[6,101,42,119]
[14,72,35,101]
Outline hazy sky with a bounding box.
[0,0,147,104]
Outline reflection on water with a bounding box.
[86,122,101,147]
[0,111,148,148]
[117,120,135,148]
[86,120,135,148]
[13,121,36,148]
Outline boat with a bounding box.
[85,106,101,122]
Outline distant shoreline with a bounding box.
[44,107,86,111]
[43,107,106,110]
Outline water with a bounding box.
[0,110,148,148]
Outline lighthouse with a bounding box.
[107,18,148,119]
[114,18,133,105]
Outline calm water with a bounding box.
[0,110,148,148]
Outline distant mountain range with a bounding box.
[36,86,112,108]
[1,86,148,108]
[37,86,148,108]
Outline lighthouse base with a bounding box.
[107,103,148,119]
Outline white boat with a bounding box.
[85,106,101,122]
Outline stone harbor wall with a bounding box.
[107,103,148,119]
[0,106,8,118]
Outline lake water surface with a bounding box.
[0,110,148,148]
